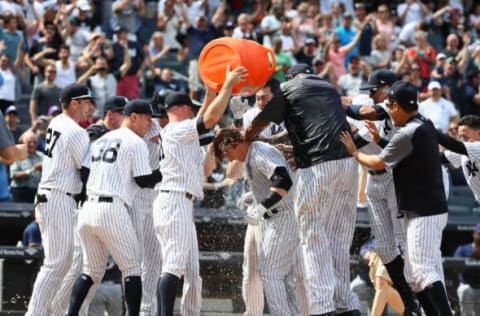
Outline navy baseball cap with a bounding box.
[286,63,313,78]
[164,92,197,109]
[123,99,153,116]
[104,96,128,112]
[361,69,398,91]
[387,81,418,111]
[59,83,94,103]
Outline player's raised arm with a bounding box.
[202,65,248,129]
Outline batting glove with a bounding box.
[243,205,260,225]
[229,96,249,120]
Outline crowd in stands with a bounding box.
[0,0,480,313]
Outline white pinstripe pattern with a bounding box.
[243,107,285,138]
[131,192,162,315]
[295,157,359,314]
[26,114,90,316]
[26,191,77,316]
[87,127,151,206]
[157,118,205,199]
[79,200,142,283]
[242,224,264,316]
[39,114,90,194]
[445,142,480,201]
[51,210,94,316]
[366,172,406,263]
[243,142,302,315]
[258,209,300,316]
[291,247,310,316]
[153,191,202,315]
[401,213,448,293]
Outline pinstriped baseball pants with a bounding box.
[52,209,98,316]
[131,191,163,315]
[26,190,76,316]
[258,208,300,316]
[366,172,406,264]
[402,213,448,293]
[295,157,359,314]
[153,191,202,316]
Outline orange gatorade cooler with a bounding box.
[198,37,276,96]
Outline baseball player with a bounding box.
[53,96,129,316]
[344,69,420,315]
[440,115,480,203]
[153,65,247,316]
[340,81,452,315]
[245,64,359,315]
[213,128,302,315]
[130,117,163,316]
[26,83,92,316]
[230,78,305,316]
[66,99,163,316]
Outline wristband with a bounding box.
[25,169,31,175]
[346,104,362,119]
[213,183,222,190]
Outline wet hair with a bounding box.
[213,128,244,161]
[458,115,480,129]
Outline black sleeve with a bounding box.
[256,89,288,124]
[199,130,216,146]
[373,105,389,120]
[440,152,450,164]
[195,116,210,136]
[270,166,292,191]
[352,133,370,148]
[134,169,163,188]
[436,130,467,155]
[76,167,90,205]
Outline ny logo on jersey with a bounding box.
[466,161,479,177]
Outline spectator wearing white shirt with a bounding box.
[397,0,430,26]
[53,45,77,89]
[418,81,458,134]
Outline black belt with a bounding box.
[368,169,387,176]
[88,196,114,203]
[42,188,75,197]
[263,208,279,219]
[160,190,194,201]
[36,188,75,205]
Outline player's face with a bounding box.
[370,86,388,104]
[132,114,152,137]
[108,110,124,130]
[256,87,272,110]
[76,99,94,122]
[458,126,480,143]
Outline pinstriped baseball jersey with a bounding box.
[157,117,204,199]
[39,113,90,193]
[244,141,303,315]
[244,142,295,209]
[145,118,162,170]
[86,127,152,206]
[445,142,480,201]
[243,107,285,138]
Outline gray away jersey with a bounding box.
[39,113,90,194]
[244,141,295,211]
[86,127,152,206]
[445,142,480,201]
[157,117,204,199]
